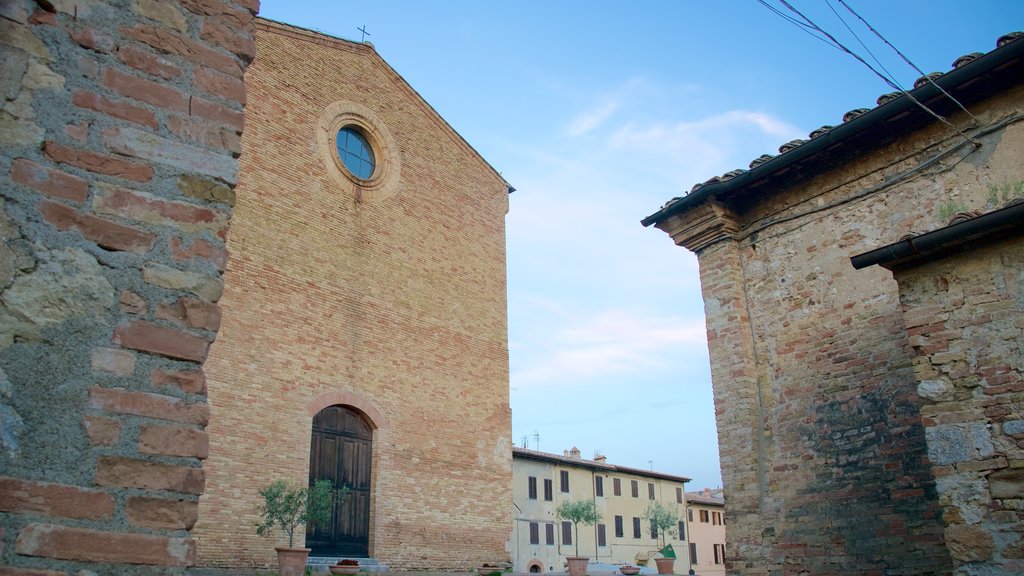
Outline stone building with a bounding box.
[643,33,1023,575]
[684,489,725,576]
[192,18,513,571]
[511,447,690,573]
[1,0,258,574]
[1,4,513,574]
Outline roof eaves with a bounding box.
[642,32,1024,228]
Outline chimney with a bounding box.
[594,454,607,464]
[566,446,581,459]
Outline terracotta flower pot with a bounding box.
[275,547,310,576]
[331,566,360,575]
[566,556,589,576]
[620,566,641,575]
[654,557,675,575]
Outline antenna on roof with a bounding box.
[532,430,541,451]
[357,25,371,42]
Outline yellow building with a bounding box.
[512,447,691,573]
[684,489,726,576]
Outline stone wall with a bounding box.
[892,231,1024,574]
[192,19,513,570]
[651,81,1024,574]
[0,0,256,573]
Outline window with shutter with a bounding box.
[529,522,539,545]
[595,476,604,497]
[528,476,537,500]
[613,478,621,496]
[560,470,569,493]
[631,480,638,498]
[676,486,682,503]
[546,523,555,545]
[597,524,606,547]
[562,521,572,545]
[614,515,624,538]
[632,517,641,539]
[648,482,655,500]
[544,478,553,501]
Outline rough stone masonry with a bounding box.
[0,0,257,573]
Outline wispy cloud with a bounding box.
[511,309,707,387]
[567,100,621,137]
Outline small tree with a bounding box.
[256,479,349,548]
[644,500,682,550]
[556,499,602,557]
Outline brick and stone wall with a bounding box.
[192,19,512,570]
[652,82,1024,574]
[891,232,1024,575]
[0,0,256,573]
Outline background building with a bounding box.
[511,447,690,573]
[685,489,726,576]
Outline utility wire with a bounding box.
[764,0,980,146]
[753,0,842,53]
[836,0,980,124]
[824,0,906,92]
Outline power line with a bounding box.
[836,0,979,124]
[757,0,979,146]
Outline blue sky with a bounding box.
[258,1,1023,490]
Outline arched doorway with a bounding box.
[308,405,372,556]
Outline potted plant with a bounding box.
[331,559,360,575]
[255,479,348,576]
[476,563,504,576]
[644,501,682,575]
[619,565,641,575]
[556,499,602,576]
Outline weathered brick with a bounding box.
[102,126,238,182]
[14,523,196,565]
[151,368,207,394]
[92,182,229,235]
[69,27,117,54]
[121,24,242,78]
[119,290,148,315]
[142,262,224,301]
[72,90,159,129]
[43,140,153,182]
[188,95,244,131]
[112,320,210,362]
[38,200,156,253]
[10,158,88,202]
[101,67,188,112]
[156,297,221,330]
[94,456,204,494]
[170,236,228,270]
[64,121,89,142]
[131,0,188,33]
[83,415,121,446]
[193,66,246,105]
[0,477,114,520]
[90,347,136,376]
[138,424,209,459]
[167,115,242,156]
[126,496,198,529]
[179,0,252,29]
[200,18,255,62]
[117,43,183,80]
[88,386,209,425]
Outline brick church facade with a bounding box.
[194,19,513,570]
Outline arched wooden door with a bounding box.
[308,405,372,556]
